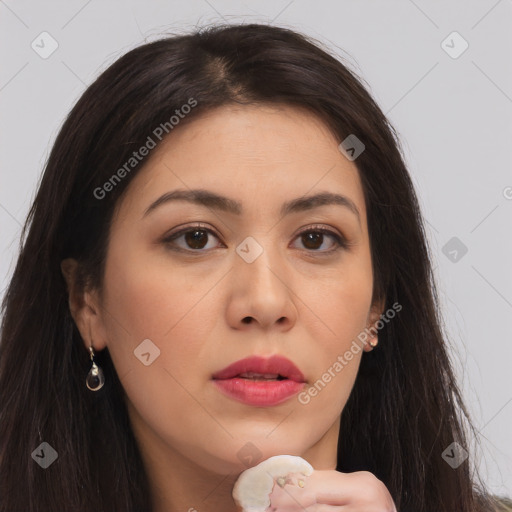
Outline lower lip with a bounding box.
[212,378,305,406]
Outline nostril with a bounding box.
[242,317,252,324]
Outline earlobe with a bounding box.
[368,295,386,326]
[60,258,108,352]
[80,289,109,352]
[364,296,386,352]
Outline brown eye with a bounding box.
[301,231,324,250]
[293,227,347,253]
[183,229,209,249]
[162,225,222,252]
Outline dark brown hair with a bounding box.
[0,23,508,511]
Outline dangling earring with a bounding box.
[86,345,105,391]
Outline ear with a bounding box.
[363,295,386,352]
[60,258,108,352]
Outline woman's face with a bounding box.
[78,103,383,476]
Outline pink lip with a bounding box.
[212,355,305,382]
[211,355,306,407]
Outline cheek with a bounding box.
[295,254,373,406]
[100,248,223,440]
[100,239,228,381]
[302,253,374,346]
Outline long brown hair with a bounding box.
[0,23,507,511]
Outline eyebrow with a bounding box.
[142,189,361,226]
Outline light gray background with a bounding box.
[1,0,511,498]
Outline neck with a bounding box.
[126,400,340,512]
[150,461,241,512]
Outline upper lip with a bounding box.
[212,355,305,383]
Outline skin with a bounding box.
[62,103,395,511]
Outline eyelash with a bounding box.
[161,223,349,255]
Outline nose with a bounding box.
[226,240,298,332]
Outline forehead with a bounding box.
[113,103,367,224]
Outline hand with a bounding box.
[266,469,397,511]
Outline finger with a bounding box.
[310,470,397,511]
[303,469,352,505]
[267,477,317,510]
[266,470,350,510]
[309,505,346,512]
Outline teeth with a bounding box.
[238,372,281,380]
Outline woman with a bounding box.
[0,23,510,512]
